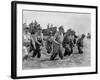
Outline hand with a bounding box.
[34,46,36,49]
[37,42,41,45]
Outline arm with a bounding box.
[34,33,41,45]
[31,35,36,49]
[27,33,31,41]
[41,33,45,47]
[53,32,60,44]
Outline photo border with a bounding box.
[11,1,98,79]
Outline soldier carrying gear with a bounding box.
[77,34,85,54]
[63,35,71,56]
[63,29,75,56]
[46,31,53,54]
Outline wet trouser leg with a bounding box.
[36,43,41,58]
[78,46,83,54]
[59,52,63,59]
[59,44,63,59]
[37,48,41,58]
[50,53,57,60]
[32,49,37,57]
[70,45,73,54]
[64,49,67,56]
[64,47,71,56]
[32,43,40,57]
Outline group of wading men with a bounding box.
[23,26,85,61]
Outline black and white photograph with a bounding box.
[11,1,97,79]
[22,10,91,69]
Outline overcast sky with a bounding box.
[23,10,91,35]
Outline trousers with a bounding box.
[50,42,63,60]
